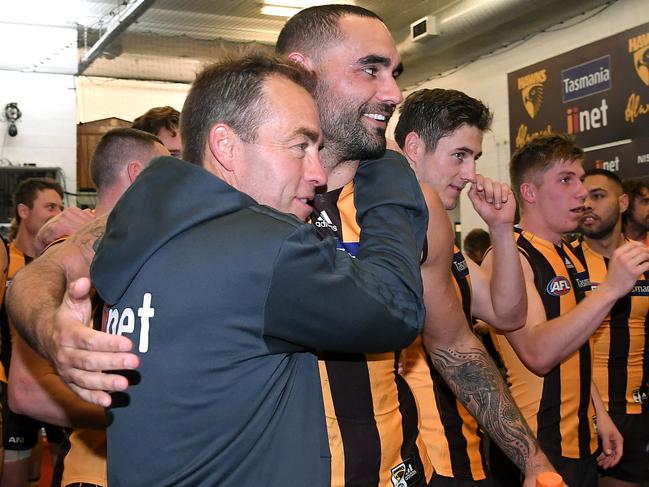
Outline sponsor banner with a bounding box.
[562,55,611,103]
[509,22,649,173]
[583,137,649,179]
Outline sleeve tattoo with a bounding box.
[429,346,541,472]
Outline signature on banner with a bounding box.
[625,93,649,123]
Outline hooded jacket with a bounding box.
[91,152,427,487]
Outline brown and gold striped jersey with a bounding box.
[403,247,489,480]
[573,240,649,415]
[312,181,433,487]
[491,229,597,459]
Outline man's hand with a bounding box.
[35,208,96,256]
[595,410,623,470]
[467,175,516,227]
[600,241,649,298]
[52,277,139,407]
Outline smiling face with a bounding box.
[529,159,588,234]
[236,75,326,221]
[579,174,625,239]
[417,124,483,210]
[18,188,64,237]
[311,15,403,164]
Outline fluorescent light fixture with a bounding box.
[261,0,356,17]
[261,5,302,17]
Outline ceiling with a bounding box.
[1,0,617,89]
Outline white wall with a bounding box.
[390,0,649,240]
[0,71,190,201]
[0,71,77,198]
[76,77,190,123]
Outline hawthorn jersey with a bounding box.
[573,240,649,415]
[490,229,597,459]
[312,182,433,487]
[403,247,489,480]
[0,242,32,380]
[0,237,8,383]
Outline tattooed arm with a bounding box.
[7,215,137,406]
[419,186,554,484]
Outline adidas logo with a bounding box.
[405,464,415,478]
[564,257,575,269]
[314,210,338,232]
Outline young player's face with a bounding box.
[419,124,483,210]
[579,174,623,239]
[312,15,402,163]
[533,159,587,233]
[20,188,63,236]
[629,187,649,232]
[237,75,326,221]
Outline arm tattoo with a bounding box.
[429,346,541,473]
[71,216,106,257]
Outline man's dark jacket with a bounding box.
[90,152,427,486]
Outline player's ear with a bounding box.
[287,52,314,72]
[619,193,629,213]
[16,203,30,220]
[519,181,536,204]
[403,132,424,167]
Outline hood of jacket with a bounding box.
[90,156,256,304]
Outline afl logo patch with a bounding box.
[547,276,571,296]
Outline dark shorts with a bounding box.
[430,472,495,487]
[545,452,598,487]
[599,412,649,482]
[1,381,66,450]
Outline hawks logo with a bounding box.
[517,68,547,119]
[629,32,649,86]
[546,276,571,296]
[390,459,419,487]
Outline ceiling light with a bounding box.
[261,0,356,17]
[260,5,302,17]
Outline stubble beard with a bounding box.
[580,210,619,240]
[315,81,388,164]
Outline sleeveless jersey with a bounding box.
[0,237,8,383]
[573,240,649,415]
[403,247,488,480]
[0,241,32,380]
[490,229,597,459]
[312,182,433,487]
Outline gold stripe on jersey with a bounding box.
[61,429,107,486]
[490,229,597,459]
[8,241,28,279]
[314,181,433,487]
[575,240,649,415]
[403,248,488,480]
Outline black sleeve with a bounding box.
[263,150,428,354]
